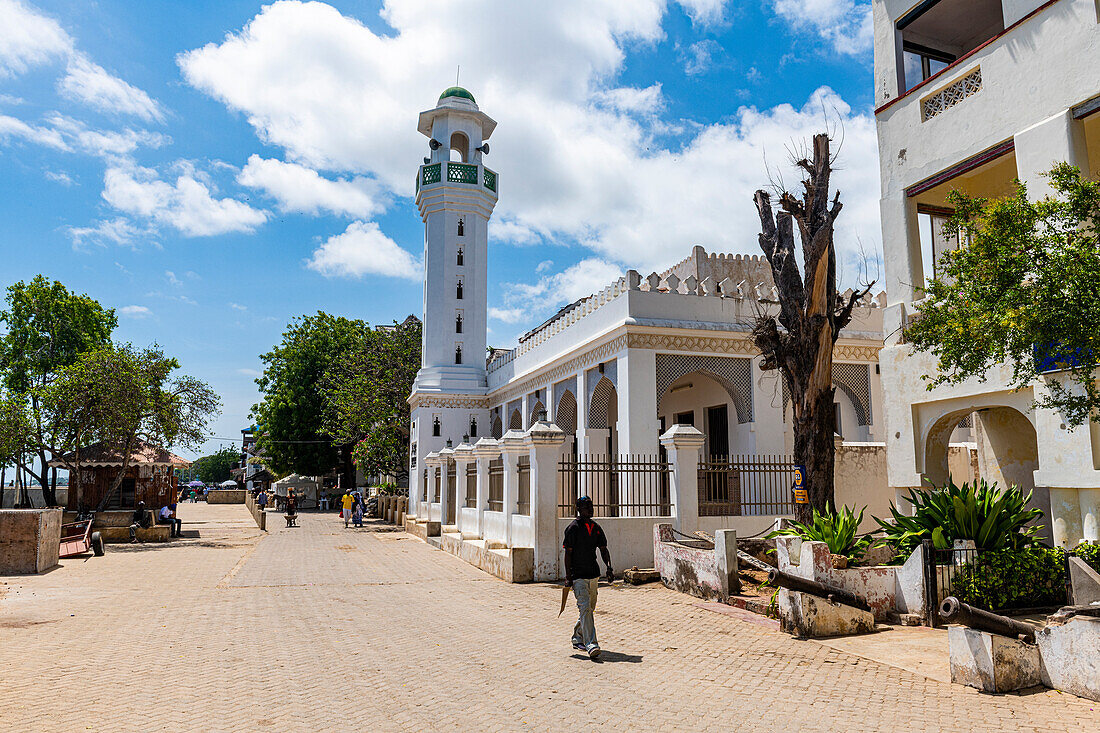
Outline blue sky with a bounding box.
[0,0,879,458]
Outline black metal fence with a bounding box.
[697,455,796,516]
[517,456,530,515]
[487,458,504,512]
[921,540,1070,623]
[465,464,477,508]
[557,454,671,518]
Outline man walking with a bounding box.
[563,496,613,660]
[340,488,354,528]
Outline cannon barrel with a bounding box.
[767,568,871,612]
[938,597,1036,643]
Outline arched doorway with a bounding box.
[922,404,1048,541]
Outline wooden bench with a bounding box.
[284,513,298,527]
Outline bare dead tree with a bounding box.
[752,133,873,521]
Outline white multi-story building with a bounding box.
[873,0,1100,547]
[407,88,891,537]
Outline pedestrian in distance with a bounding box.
[562,495,613,660]
[341,488,354,528]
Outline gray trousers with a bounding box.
[571,578,599,649]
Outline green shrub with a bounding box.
[768,504,873,562]
[1072,542,1100,573]
[875,478,1042,560]
[950,547,1067,611]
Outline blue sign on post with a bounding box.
[793,465,808,504]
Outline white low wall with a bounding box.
[510,513,534,548]
[483,510,507,545]
[458,506,478,537]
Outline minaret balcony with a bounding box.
[416,162,498,194]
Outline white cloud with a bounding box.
[0,0,71,78]
[44,169,74,185]
[103,163,267,237]
[237,155,384,218]
[66,217,152,248]
[179,1,880,279]
[488,307,526,324]
[118,304,151,318]
[59,54,164,122]
[772,0,872,55]
[307,220,420,280]
[0,112,166,158]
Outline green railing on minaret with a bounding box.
[447,162,478,184]
[421,163,442,186]
[417,162,497,194]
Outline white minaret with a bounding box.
[408,87,497,516]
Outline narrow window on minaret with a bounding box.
[432,416,441,437]
[457,217,465,236]
[469,417,478,438]
[456,280,463,299]
[455,344,463,364]
[456,247,464,266]
[455,312,463,333]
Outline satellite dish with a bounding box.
[476,143,490,155]
[428,139,442,150]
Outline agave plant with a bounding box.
[875,478,1042,558]
[768,503,873,562]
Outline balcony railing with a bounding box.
[417,161,498,194]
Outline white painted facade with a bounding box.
[407,88,891,524]
[872,0,1100,546]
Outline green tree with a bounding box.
[191,445,242,484]
[37,344,221,509]
[252,313,371,484]
[323,317,421,483]
[906,164,1100,427]
[0,276,116,505]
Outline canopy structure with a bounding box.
[272,473,320,508]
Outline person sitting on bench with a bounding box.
[157,504,182,537]
[129,501,152,543]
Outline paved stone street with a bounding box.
[1,504,1096,732]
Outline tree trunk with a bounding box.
[751,133,872,523]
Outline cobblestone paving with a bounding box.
[1,504,1096,732]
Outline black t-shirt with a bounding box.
[563,518,607,579]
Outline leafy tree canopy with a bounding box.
[252,312,371,476]
[907,164,1100,426]
[191,445,242,484]
[322,317,421,481]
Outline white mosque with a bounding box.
[405,86,889,524]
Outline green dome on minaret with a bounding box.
[439,86,476,104]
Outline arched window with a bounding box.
[456,280,463,299]
[456,247,464,266]
[455,344,463,364]
[455,313,463,333]
[469,417,478,438]
[432,416,441,437]
[457,218,465,237]
[449,132,469,163]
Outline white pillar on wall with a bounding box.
[472,437,499,537]
[660,424,705,535]
[500,429,526,546]
[525,419,567,581]
[453,442,474,535]
[617,348,660,455]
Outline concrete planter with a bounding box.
[0,508,62,575]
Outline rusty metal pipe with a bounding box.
[767,568,871,612]
[938,597,1036,643]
